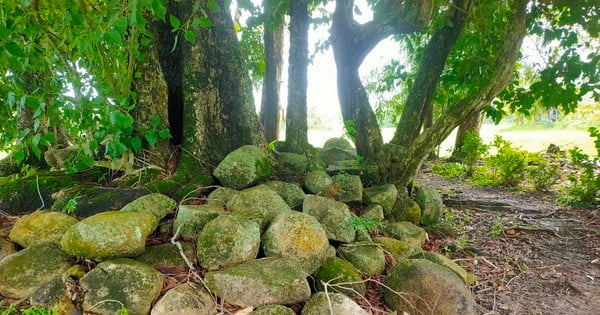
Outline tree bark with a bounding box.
[331,0,432,160]
[452,110,483,159]
[385,0,529,187]
[260,0,285,143]
[284,0,310,154]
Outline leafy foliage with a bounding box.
[453,131,489,175]
[558,147,600,208]
[432,162,468,179]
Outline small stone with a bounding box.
[338,242,386,276]
[304,171,333,194]
[151,282,217,315]
[383,221,427,248]
[414,185,445,226]
[363,184,398,215]
[303,195,355,243]
[301,292,368,315]
[314,257,366,297]
[120,193,176,221]
[263,181,305,209]
[332,174,363,203]
[173,204,224,239]
[213,145,272,190]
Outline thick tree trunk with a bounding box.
[260,0,284,143]
[181,0,265,173]
[452,110,483,159]
[284,0,309,154]
[331,0,432,160]
[384,0,529,187]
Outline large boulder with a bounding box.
[332,174,363,203]
[173,204,224,239]
[205,258,310,308]
[80,258,163,315]
[383,221,427,248]
[303,195,355,243]
[338,242,386,276]
[196,215,260,270]
[301,292,368,315]
[414,185,445,225]
[9,210,78,247]
[313,257,366,297]
[364,184,398,215]
[384,259,478,314]
[303,170,332,195]
[263,181,305,209]
[213,145,272,190]
[227,185,291,230]
[119,193,176,221]
[0,244,72,299]
[151,282,217,315]
[262,211,329,274]
[60,211,157,260]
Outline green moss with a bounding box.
[314,257,366,297]
[146,153,212,199]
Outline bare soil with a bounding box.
[416,169,600,315]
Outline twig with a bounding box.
[36,175,44,210]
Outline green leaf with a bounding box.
[14,150,25,164]
[31,133,41,147]
[31,142,42,160]
[17,128,31,142]
[192,17,214,28]
[110,111,134,129]
[207,0,221,12]
[131,136,142,152]
[159,128,172,139]
[170,14,181,31]
[104,29,123,44]
[151,116,161,127]
[5,41,26,57]
[184,30,197,44]
[145,131,158,147]
[150,0,166,21]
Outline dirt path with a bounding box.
[417,170,600,314]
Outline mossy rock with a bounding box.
[145,152,213,200]
[383,221,427,248]
[9,210,78,247]
[204,258,310,308]
[338,242,386,276]
[80,258,164,315]
[372,236,415,261]
[414,185,445,226]
[332,174,363,203]
[135,243,195,272]
[326,160,381,186]
[424,221,457,238]
[251,304,295,315]
[384,259,477,314]
[196,215,260,270]
[303,195,355,243]
[226,185,291,230]
[263,181,305,209]
[151,282,217,315]
[262,211,329,274]
[303,170,332,194]
[30,274,77,314]
[206,187,239,208]
[0,237,16,260]
[213,145,272,190]
[273,151,309,177]
[173,204,224,239]
[362,204,385,221]
[390,197,421,224]
[60,211,158,260]
[363,184,398,215]
[410,251,475,285]
[314,257,366,297]
[301,292,368,315]
[120,193,176,221]
[51,186,149,218]
[0,244,72,299]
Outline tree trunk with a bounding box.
[180,0,265,173]
[384,0,529,187]
[284,0,309,154]
[260,0,284,143]
[331,0,432,160]
[452,110,483,159]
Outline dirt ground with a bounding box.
[416,169,600,315]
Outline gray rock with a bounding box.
[120,193,176,221]
[325,161,381,187]
[323,137,356,153]
[303,195,355,243]
[332,174,363,203]
[173,204,224,239]
[60,211,158,260]
[251,304,295,315]
[414,185,445,225]
[390,197,421,224]
[80,258,163,315]
[320,138,357,166]
[372,236,414,261]
[338,242,386,276]
[274,151,309,175]
[264,181,305,209]
[213,145,272,190]
[205,258,310,308]
[206,187,239,208]
[361,204,385,222]
[383,221,427,248]
[227,185,291,230]
[196,215,260,270]
[9,210,78,247]
[303,171,332,194]
[301,292,368,315]
[314,257,366,297]
[30,274,76,313]
[151,282,217,315]
[384,259,477,314]
[135,243,195,272]
[262,211,329,274]
[363,184,398,215]
[0,244,72,299]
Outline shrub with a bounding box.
[454,131,489,175]
[432,162,468,179]
[558,147,599,208]
[488,136,526,187]
[526,153,561,192]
